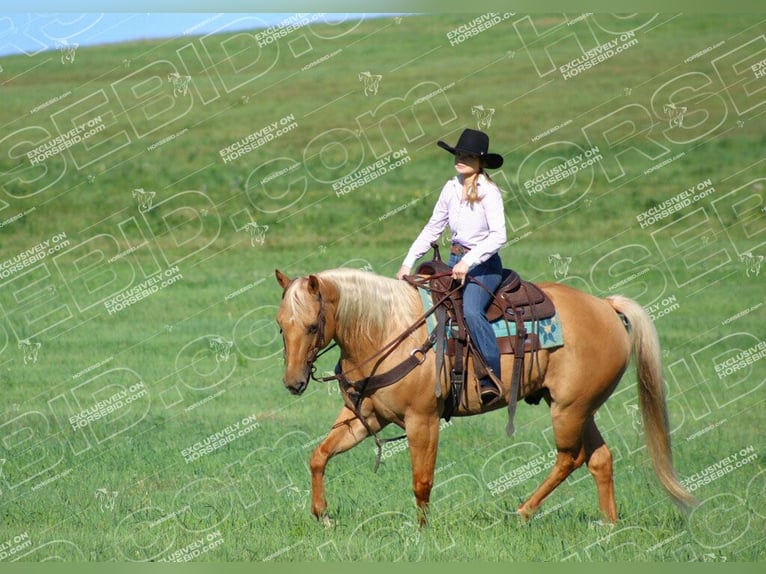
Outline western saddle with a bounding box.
[406,243,556,430]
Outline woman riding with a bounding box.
[396,128,507,404]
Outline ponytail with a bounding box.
[465,169,493,205]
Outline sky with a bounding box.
[0,13,395,57]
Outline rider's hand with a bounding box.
[451,260,469,285]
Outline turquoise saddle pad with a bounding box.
[418,287,564,349]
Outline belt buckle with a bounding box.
[451,243,467,256]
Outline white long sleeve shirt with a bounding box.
[403,173,507,270]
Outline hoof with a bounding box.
[516,507,535,522]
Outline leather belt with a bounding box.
[450,243,470,256]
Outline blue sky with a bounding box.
[0,13,393,57]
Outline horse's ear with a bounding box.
[275,269,293,289]
[307,274,320,296]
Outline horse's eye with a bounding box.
[307,324,318,335]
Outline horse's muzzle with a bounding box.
[284,377,308,396]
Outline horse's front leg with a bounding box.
[405,415,440,526]
[310,405,388,524]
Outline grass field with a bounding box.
[0,11,764,562]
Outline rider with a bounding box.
[396,128,507,404]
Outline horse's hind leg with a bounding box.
[517,403,587,520]
[310,406,388,524]
[583,417,617,523]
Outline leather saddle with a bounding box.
[414,250,557,352]
[409,243,557,426]
[485,268,556,324]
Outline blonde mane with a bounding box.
[284,268,422,345]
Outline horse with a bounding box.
[274,266,696,526]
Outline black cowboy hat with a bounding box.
[437,128,504,169]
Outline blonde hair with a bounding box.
[464,168,494,205]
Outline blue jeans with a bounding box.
[448,252,502,380]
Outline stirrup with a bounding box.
[479,370,503,406]
[481,386,501,406]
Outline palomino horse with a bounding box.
[275,267,696,525]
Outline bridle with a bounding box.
[303,291,335,380]
[280,289,336,382]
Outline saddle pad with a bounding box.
[417,287,564,350]
[489,313,564,349]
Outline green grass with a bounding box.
[0,12,764,562]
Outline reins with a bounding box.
[310,271,456,386]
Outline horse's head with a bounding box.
[275,270,336,396]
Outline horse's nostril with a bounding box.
[285,379,308,395]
